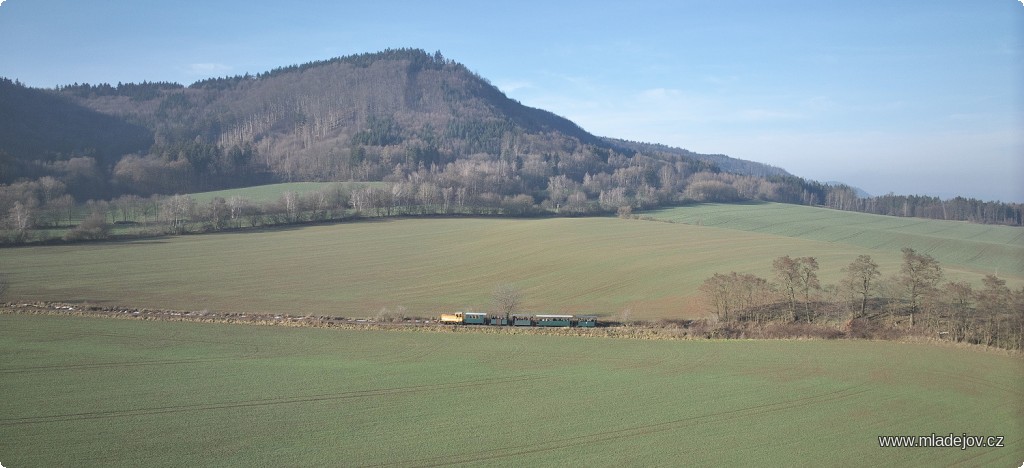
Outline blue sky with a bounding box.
[1,0,1021,202]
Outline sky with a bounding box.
[1,0,1021,202]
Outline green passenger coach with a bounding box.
[489,315,509,326]
[463,312,488,325]
[535,314,573,327]
[512,314,534,326]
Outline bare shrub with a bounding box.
[64,211,111,241]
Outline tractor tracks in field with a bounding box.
[372,382,872,467]
[0,356,253,374]
[920,368,1023,398]
[0,374,549,426]
[1,325,264,349]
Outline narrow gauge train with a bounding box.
[439,312,598,328]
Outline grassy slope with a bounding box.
[644,202,1024,278]
[31,181,382,240]
[2,216,1020,320]
[187,181,387,204]
[0,314,1020,467]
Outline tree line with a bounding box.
[1,185,355,243]
[698,249,1024,350]
[2,176,614,244]
[823,186,1022,226]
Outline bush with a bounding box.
[64,211,110,241]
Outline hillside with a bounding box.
[0,49,806,203]
[605,138,790,178]
[2,49,1020,229]
[3,50,618,193]
[0,78,153,198]
[645,203,1024,277]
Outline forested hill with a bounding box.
[0,49,778,195]
[604,138,791,178]
[0,48,1020,226]
[48,48,620,192]
[0,78,154,198]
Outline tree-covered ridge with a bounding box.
[0,78,154,198]
[604,138,791,178]
[57,80,185,100]
[192,48,457,90]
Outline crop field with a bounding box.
[644,202,1024,278]
[2,214,1020,320]
[0,314,1020,466]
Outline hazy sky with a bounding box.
[1,0,1021,202]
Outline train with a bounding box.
[439,312,598,328]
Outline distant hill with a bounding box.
[50,49,615,184]
[0,77,153,196]
[604,138,790,178]
[1,49,779,194]
[824,181,871,198]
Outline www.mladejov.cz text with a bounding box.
[878,433,1005,450]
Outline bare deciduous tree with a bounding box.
[64,210,111,241]
[898,247,943,327]
[942,281,974,342]
[492,283,522,321]
[772,255,820,322]
[796,256,821,322]
[843,255,880,318]
[160,195,196,233]
[282,191,300,222]
[699,273,732,322]
[699,272,773,323]
[7,200,35,242]
[772,256,801,321]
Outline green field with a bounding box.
[2,213,1021,320]
[188,181,387,204]
[0,314,1020,466]
[645,202,1024,278]
[26,181,386,241]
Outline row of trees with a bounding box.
[823,187,1022,226]
[699,249,1024,350]
[0,168,824,244]
[4,177,598,243]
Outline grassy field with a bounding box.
[0,314,1020,466]
[644,202,1024,278]
[187,181,387,204]
[2,215,1020,320]
[25,181,387,242]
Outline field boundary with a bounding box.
[4,301,1020,357]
